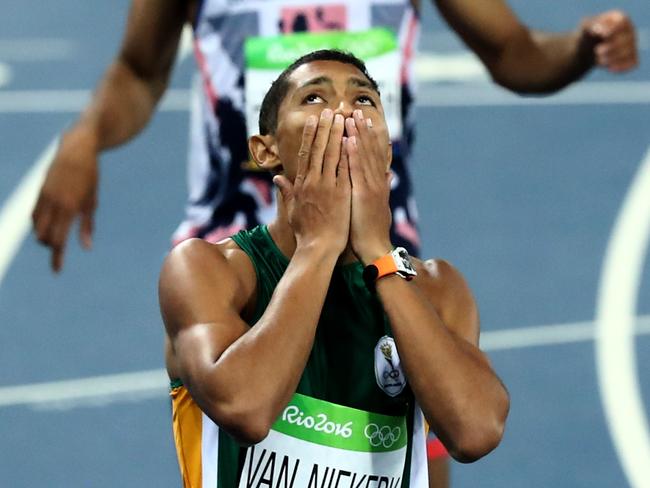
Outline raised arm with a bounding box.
[376,260,509,463]
[433,0,637,93]
[32,0,191,271]
[161,110,352,445]
[160,237,339,445]
[346,109,509,462]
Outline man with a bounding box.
[31,1,636,485]
[159,49,510,487]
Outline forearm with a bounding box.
[68,0,188,151]
[489,28,595,94]
[70,57,167,151]
[434,0,595,94]
[376,276,509,461]
[201,246,339,437]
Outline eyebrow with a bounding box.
[297,75,377,92]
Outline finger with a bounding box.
[33,205,54,245]
[31,194,44,227]
[273,174,294,203]
[352,109,372,155]
[323,113,345,178]
[353,110,382,183]
[79,208,94,250]
[309,109,334,176]
[596,44,637,69]
[347,136,364,186]
[337,136,350,184]
[52,246,65,273]
[607,56,638,73]
[49,209,75,270]
[595,32,636,58]
[386,171,394,188]
[367,117,388,174]
[296,115,318,179]
[589,11,629,38]
[345,116,359,138]
[42,207,73,272]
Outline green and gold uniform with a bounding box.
[171,226,428,487]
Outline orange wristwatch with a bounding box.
[362,247,417,288]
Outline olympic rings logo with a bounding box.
[364,423,401,448]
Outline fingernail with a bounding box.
[334,113,344,124]
[322,108,333,119]
[306,115,317,126]
[353,109,363,119]
[366,118,373,128]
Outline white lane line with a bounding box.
[1,316,650,410]
[0,38,77,61]
[0,139,58,286]
[0,62,12,88]
[3,81,650,113]
[416,81,650,107]
[595,146,650,488]
[482,316,650,351]
[414,52,488,83]
[0,89,191,113]
[176,24,194,63]
[0,369,169,410]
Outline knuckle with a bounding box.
[38,230,57,246]
[36,231,49,244]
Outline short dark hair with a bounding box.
[258,49,380,135]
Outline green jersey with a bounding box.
[170,226,428,487]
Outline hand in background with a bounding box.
[582,10,638,73]
[32,129,98,272]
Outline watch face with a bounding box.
[394,247,417,277]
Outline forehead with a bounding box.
[286,60,372,91]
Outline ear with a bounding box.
[248,134,283,173]
[385,141,393,171]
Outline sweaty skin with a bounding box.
[160,60,510,461]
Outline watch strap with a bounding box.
[372,253,400,280]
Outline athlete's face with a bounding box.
[273,60,391,180]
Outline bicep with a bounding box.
[159,240,251,388]
[421,259,480,346]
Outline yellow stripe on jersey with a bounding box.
[171,385,203,488]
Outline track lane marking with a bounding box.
[1,315,649,410]
[0,138,58,286]
[595,146,650,488]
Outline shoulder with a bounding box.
[162,237,251,283]
[412,257,480,345]
[413,258,470,296]
[159,238,257,331]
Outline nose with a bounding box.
[333,100,354,119]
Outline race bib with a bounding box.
[239,393,407,488]
[244,28,402,139]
